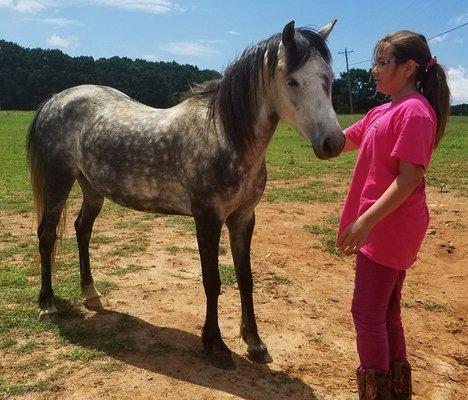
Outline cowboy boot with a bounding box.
[390,360,412,399]
[356,368,391,400]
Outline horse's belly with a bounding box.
[86,173,192,215]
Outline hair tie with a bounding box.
[426,56,437,71]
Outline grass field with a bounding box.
[0,110,467,396]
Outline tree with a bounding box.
[0,39,221,110]
[333,68,389,114]
[451,104,468,116]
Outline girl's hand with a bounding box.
[336,217,372,254]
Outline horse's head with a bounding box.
[271,21,345,159]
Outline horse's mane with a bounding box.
[187,27,331,157]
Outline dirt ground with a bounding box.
[2,185,467,400]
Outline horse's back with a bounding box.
[41,84,154,123]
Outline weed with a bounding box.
[111,237,150,256]
[165,216,196,232]
[97,360,124,372]
[420,300,448,313]
[264,271,293,285]
[305,223,339,256]
[61,347,106,361]
[14,341,38,355]
[219,264,237,286]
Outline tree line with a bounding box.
[0,39,221,110]
[0,39,466,115]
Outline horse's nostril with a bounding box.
[322,137,332,155]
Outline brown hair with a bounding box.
[374,30,451,146]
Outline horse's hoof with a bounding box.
[207,349,236,370]
[39,306,58,322]
[85,295,105,310]
[248,343,273,364]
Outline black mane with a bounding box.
[188,27,331,157]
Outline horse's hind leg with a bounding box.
[38,176,75,321]
[226,209,272,363]
[75,175,105,310]
[193,206,235,370]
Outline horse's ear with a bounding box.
[282,20,296,49]
[317,19,337,40]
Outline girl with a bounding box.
[336,31,451,399]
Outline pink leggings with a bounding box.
[351,251,407,372]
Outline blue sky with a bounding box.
[1,0,467,104]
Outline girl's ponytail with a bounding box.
[417,62,451,147]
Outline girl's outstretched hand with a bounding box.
[336,217,372,254]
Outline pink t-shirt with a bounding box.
[338,92,437,270]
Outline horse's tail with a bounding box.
[26,101,47,229]
[27,99,68,263]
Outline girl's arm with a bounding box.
[341,133,359,153]
[337,160,425,253]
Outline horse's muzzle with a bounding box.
[313,131,346,160]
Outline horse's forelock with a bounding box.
[284,29,332,73]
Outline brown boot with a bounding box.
[356,368,391,399]
[390,360,412,399]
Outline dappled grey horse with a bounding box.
[27,20,344,369]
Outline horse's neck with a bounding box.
[248,100,280,163]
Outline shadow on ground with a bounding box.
[53,301,317,400]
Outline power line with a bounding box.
[427,22,468,40]
[348,21,468,67]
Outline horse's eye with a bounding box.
[286,79,299,87]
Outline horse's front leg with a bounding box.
[226,209,272,363]
[194,208,235,370]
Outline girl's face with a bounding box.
[371,44,415,97]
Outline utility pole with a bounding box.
[339,47,354,114]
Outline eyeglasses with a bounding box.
[371,59,397,69]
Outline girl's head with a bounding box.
[372,30,451,146]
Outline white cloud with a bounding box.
[141,54,159,62]
[89,0,186,14]
[430,36,446,44]
[160,41,218,56]
[228,30,239,35]
[46,33,77,48]
[0,0,48,13]
[25,17,83,26]
[447,66,468,105]
[452,13,468,25]
[0,0,187,14]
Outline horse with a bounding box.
[27,20,344,369]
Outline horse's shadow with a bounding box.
[54,302,317,400]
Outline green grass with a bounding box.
[402,299,448,313]
[110,236,150,257]
[219,263,237,286]
[266,180,343,203]
[266,117,361,181]
[1,112,466,217]
[165,215,197,232]
[305,220,340,256]
[61,347,106,362]
[426,116,468,195]
[0,111,35,213]
[263,271,293,286]
[267,117,468,196]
